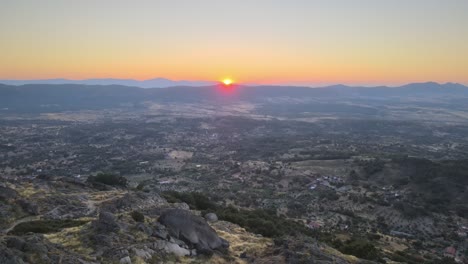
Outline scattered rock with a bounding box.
[204,212,218,222]
[101,192,166,214]
[136,223,152,236]
[158,209,229,254]
[169,236,188,247]
[152,222,169,239]
[43,204,90,220]
[132,247,154,260]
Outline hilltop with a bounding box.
[0,174,366,264]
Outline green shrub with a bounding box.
[87,173,128,187]
[161,191,217,210]
[131,211,145,222]
[336,237,381,261]
[9,219,89,235]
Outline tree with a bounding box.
[87,172,128,187]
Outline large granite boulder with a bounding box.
[158,209,229,254]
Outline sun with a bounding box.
[222,78,233,86]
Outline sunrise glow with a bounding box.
[1,1,467,85]
[222,79,233,86]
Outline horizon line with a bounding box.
[1,79,467,89]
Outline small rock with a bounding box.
[164,242,191,257]
[119,256,132,264]
[171,202,190,210]
[152,240,191,257]
[152,222,169,239]
[132,248,154,260]
[169,237,187,247]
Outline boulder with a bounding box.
[158,209,229,254]
[132,247,154,260]
[94,211,120,232]
[152,240,191,257]
[119,256,132,264]
[204,212,218,222]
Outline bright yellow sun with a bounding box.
[222,78,233,85]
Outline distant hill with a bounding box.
[0,78,216,88]
[0,82,467,113]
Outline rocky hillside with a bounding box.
[0,175,369,264]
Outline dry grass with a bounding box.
[322,245,360,263]
[45,223,94,257]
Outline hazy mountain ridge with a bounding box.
[1,82,468,113]
[0,78,216,88]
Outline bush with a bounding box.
[161,191,217,211]
[131,211,145,222]
[87,173,128,187]
[9,219,89,235]
[337,237,381,261]
[319,189,339,201]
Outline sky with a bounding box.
[1,0,467,86]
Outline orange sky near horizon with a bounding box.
[1,0,467,86]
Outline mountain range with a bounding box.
[0,82,467,113]
[0,78,216,88]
